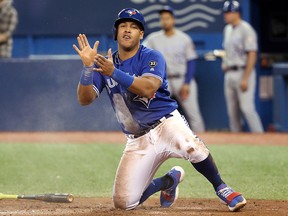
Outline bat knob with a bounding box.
[67,194,74,203]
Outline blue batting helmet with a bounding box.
[113,8,145,40]
[222,1,242,13]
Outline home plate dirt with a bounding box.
[0,132,287,216]
[0,198,287,216]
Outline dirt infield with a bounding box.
[1,198,288,216]
[0,132,287,216]
[0,131,287,145]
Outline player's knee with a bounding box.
[113,195,127,210]
[189,148,210,163]
[113,194,139,210]
[186,135,210,163]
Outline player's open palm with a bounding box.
[73,34,99,67]
[94,48,115,76]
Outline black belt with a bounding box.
[127,114,173,139]
[167,74,182,79]
[227,65,246,71]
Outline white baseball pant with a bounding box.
[112,110,210,210]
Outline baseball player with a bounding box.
[0,0,18,58]
[222,1,264,132]
[73,8,246,212]
[143,6,205,132]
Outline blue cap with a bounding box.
[222,1,242,13]
[159,5,175,17]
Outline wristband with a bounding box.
[111,68,134,89]
[80,66,94,86]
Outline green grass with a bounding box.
[0,143,287,200]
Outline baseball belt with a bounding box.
[167,74,182,79]
[227,65,246,71]
[127,113,174,139]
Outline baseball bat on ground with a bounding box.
[0,193,74,203]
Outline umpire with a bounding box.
[222,0,263,133]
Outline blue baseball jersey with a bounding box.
[92,45,178,135]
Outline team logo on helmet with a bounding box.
[125,9,137,16]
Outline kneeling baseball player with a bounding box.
[73,8,246,212]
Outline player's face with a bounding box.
[160,12,175,31]
[223,12,239,24]
[117,21,144,51]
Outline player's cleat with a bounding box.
[216,183,247,212]
[160,166,185,208]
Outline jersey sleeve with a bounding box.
[141,50,166,83]
[185,36,198,61]
[92,71,105,96]
[244,26,258,52]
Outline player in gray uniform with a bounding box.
[222,1,263,133]
[143,6,205,132]
[0,0,18,58]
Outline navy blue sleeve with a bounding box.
[184,59,196,84]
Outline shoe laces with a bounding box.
[217,186,234,198]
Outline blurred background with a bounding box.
[0,0,287,132]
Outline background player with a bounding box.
[222,0,264,133]
[0,0,18,58]
[143,6,205,132]
[73,8,246,212]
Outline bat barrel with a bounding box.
[19,193,74,203]
[36,193,74,203]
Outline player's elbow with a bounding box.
[77,95,95,106]
[78,99,92,106]
[77,85,97,105]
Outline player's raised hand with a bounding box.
[73,34,99,67]
[94,48,115,76]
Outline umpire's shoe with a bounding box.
[216,183,247,212]
[160,166,185,207]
